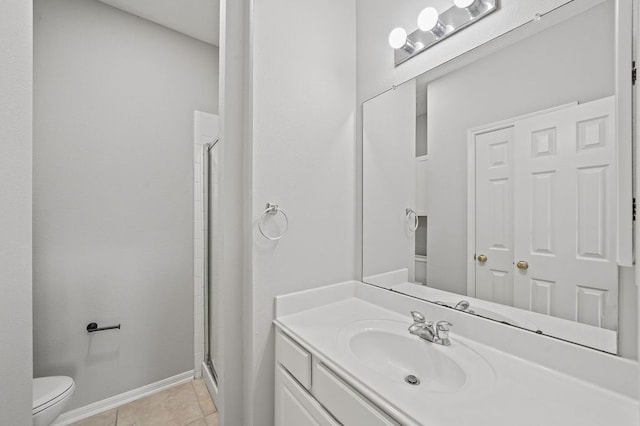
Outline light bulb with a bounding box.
[454,0,483,16]
[454,0,479,7]
[418,7,447,38]
[417,7,439,31]
[388,27,408,49]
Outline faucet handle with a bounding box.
[455,300,470,311]
[436,321,453,344]
[436,320,452,331]
[410,311,426,323]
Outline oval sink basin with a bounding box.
[339,319,495,394]
[349,329,466,392]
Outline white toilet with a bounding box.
[33,376,75,426]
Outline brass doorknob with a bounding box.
[516,260,529,270]
[477,254,487,263]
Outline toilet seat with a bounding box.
[33,376,75,415]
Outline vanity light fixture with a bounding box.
[390,0,498,67]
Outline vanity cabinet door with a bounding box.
[275,364,340,426]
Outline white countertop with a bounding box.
[275,282,639,426]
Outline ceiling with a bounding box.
[97,0,219,46]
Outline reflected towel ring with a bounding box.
[258,203,289,241]
[406,208,419,232]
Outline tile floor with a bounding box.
[70,380,217,426]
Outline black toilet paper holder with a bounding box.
[86,322,121,333]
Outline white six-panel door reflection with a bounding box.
[475,97,617,332]
[513,96,617,330]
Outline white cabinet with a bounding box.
[275,329,401,426]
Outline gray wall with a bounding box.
[0,0,33,423]
[33,0,218,409]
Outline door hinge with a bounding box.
[633,61,637,85]
[633,197,636,222]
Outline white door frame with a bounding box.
[614,0,634,268]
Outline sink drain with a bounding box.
[404,375,420,385]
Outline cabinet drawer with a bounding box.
[276,330,312,390]
[313,362,399,426]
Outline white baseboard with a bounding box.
[53,370,195,425]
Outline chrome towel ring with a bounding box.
[406,208,419,232]
[258,203,289,241]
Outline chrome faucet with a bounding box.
[455,300,474,314]
[408,311,452,346]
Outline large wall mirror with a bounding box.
[362,0,635,356]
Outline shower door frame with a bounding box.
[193,110,220,407]
[202,139,221,388]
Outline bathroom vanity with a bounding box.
[274,1,639,425]
[273,281,638,426]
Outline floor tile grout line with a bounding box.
[189,379,208,426]
[191,379,205,418]
[193,378,215,418]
